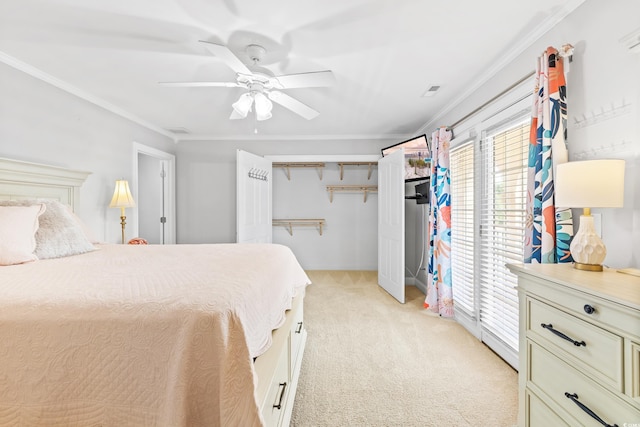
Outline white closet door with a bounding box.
[378,149,405,303]
[236,150,272,243]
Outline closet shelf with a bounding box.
[337,161,377,180]
[272,162,325,180]
[272,218,326,236]
[326,185,378,203]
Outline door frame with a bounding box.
[132,142,176,244]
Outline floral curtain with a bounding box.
[523,46,573,263]
[424,127,453,317]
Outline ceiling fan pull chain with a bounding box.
[254,111,258,134]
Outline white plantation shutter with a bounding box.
[478,116,529,366]
[450,142,475,316]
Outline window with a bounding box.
[478,117,529,367]
[445,78,532,368]
[450,142,475,317]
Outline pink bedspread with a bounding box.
[0,243,310,426]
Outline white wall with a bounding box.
[271,162,377,270]
[415,0,639,272]
[0,62,176,243]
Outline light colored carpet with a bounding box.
[290,270,518,427]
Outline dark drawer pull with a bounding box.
[564,392,618,427]
[295,321,303,334]
[583,304,596,315]
[274,382,287,410]
[541,323,586,347]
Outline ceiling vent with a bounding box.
[422,85,441,97]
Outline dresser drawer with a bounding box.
[529,342,640,426]
[527,296,623,390]
[519,274,640,340]
[525,390,571,427]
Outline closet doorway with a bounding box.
[132,143,176,244]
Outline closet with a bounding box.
[237,149,416,303]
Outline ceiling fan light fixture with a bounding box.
[254,92,273,121]
[232,92,253,118]
[162,42,334,123]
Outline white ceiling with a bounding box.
[0,0,583,142]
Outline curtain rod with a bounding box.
[449,70,535,130]
[447,44,573,131]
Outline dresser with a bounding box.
[507,263,640,427]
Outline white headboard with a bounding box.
[0,157,91,212]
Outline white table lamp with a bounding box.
[555,159,625,271]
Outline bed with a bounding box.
[0,157,310,427]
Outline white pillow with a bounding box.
[0,204,46,266]
[0,200,95,259]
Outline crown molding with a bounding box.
[620,27,640,53]
[175,133,411,142]
[0,51,177,142]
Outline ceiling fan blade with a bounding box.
[159,81,240,88]
[268,91,320,120]
[271,70,335,89]
[198,40,252,75]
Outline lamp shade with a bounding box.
[555,159,625,208]
[109,180,136,208]
[254,92,273,121]
[232,93,253,118]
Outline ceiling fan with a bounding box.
[160,40,335,121]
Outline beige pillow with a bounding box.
[0,204,46,266]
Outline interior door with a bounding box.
[137,154,169,244]
[236,149,272,243]
[378,148,405,303]
[134,144,176,244]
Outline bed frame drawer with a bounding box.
[262,347,289,426]
[255,292,307,427]
[290,297,305,379]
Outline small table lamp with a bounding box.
[555,159,625,271]
[109,179,136,244]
